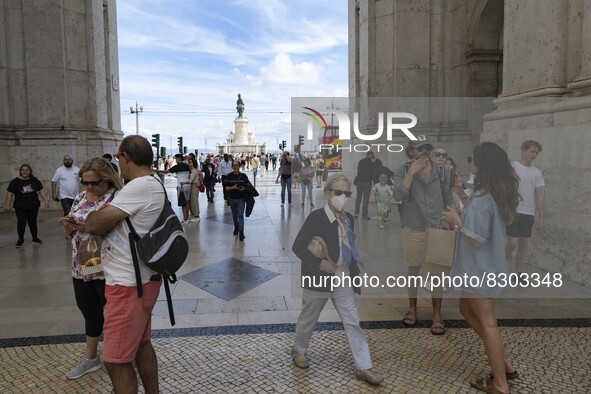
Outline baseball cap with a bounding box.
[408,134,432,150]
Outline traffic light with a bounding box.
[282,140,287,151]
[183,146,187,154]
[160,146,166,159]
[279,143,283,150]
[177,137,183,153]
[298,135,304,146]
[151,134,160,153]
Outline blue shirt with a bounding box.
[450,192,510,297]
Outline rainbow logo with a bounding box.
[302,107,328,132]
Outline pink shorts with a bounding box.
[103,281,161,364]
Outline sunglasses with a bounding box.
[114,151,125,158]
[331,189,352,197]
[81,179,104,186]
[416,144,433,153]
[432,151,448,159]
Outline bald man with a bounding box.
[52,154,80,215]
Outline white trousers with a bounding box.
[293,283,372,370]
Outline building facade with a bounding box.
[349,0,591,287]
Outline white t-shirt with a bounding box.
[101,176,165,286]
[513,160,545,215]
[52,166,80,199]
[219,160,233,176]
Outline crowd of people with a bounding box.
[2,135,545,393]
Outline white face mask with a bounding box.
[330,194,348,212]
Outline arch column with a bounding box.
[568,0,591,95]
[500,0,568,99]
[0,0,122,207]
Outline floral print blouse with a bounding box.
[69,188,117,281]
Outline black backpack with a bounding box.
[126,176,189,325]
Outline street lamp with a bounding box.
[130,102,143,135]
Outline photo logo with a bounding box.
[302,107,418,153]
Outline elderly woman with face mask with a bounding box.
[291,174,384,386]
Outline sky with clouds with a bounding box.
[117,0,348,153]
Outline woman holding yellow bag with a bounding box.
[60,157,122,380]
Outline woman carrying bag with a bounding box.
[59,157,122,379]
[443,142,520,394]
[186,157,203,222]
[291,174,384,386]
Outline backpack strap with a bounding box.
[163,276,176,326]
[126,222,144,298]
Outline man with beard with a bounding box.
[52,154,80,216]
[392,135,455,336]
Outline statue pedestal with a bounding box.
[233,117,250,145]
[218,116,266,155]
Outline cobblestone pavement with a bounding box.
[1,172,590,393]
[1,326,590,393]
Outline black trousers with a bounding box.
[73,278,106,338]
[15,207,39,240]
[354,182,372,217]
[221,175,228,200]
[60,198,74,216]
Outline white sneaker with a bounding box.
[190,217,200,222]
[67,357,102,380]
[181,219,190,224]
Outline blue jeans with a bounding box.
[228,197,245,232]
[205,181,215,201]
[301,181,313,204]
[281,176,292,204]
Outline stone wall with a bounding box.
[0,0,122,207]
[350,0,591,287]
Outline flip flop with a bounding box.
[402,312,417,327]
[470,377,510,394]
[430,321,446,335]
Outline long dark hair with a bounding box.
[473,142,520,222]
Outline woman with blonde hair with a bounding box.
[291,174,384,386]
[60,157,122,380]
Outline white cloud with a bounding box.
[116,1,348,151]
[246,53,321,85]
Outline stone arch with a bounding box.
[466,0,504,97]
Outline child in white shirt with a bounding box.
[373,174,393,229]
